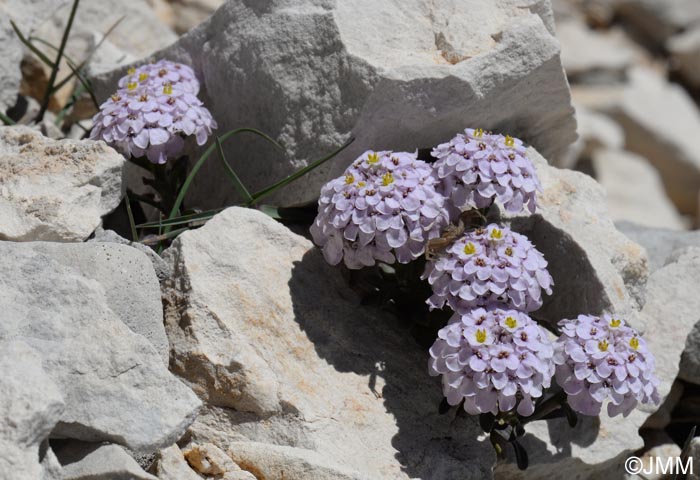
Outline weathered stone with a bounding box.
[559,106,625,170]
[627,432,682,480]
[605,67,700,216]
[0,241,201,453]
[0,126,125,242]
[163,207,495,479]
[591,149,685,230]
[0,13,21,111]
[0,341,64,480]
[166,0,225,34]
[183,443,255,480]
[505,148,649,331]
[643,380,684,430]
[616,0,700,48]
[557,20,637,82]
[669,27,700,90]
[53,441,156,480]
[152,445,202,480]
[616,221,700,272]
[96,0,576,207]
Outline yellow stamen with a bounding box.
[357,181,366,187]
[127,67,136,75]
[473,128,484,138]
[367,152,379,164]
[345,174,354,185]
[475,329,487,343]
[138,73,149,82]
[598,340,609,352]
[162,83,173,95]
[505,316,517,329]
[504,247,513,256]
[463,242,476,255]
[382,172,394,186]
[629,337,639,350]
[610,318,621,328]
[127,81,138,91]
[504,135,515,148]
[110,94,121,102]
[490,228,503,240]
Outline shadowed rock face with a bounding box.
[94,0,576,208]
[162,206,496,479]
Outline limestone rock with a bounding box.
[166,0,225,34]
[152,445,202,480]
[605,67,700,216]
[0,341,65,480]
[0,14,21,111]
[505,148,649,331]
[0,126,125,242]
[669,27,700,90]
[616,0,700,47]
[557,20,637,82]
[591,149,685,230]
[0,241,201,453]
[616,221,700,272]
[53,441,157,480]
[162,207,495,479]
[559,106,625,170]
[96,0,576,207]
[183,443,255,480]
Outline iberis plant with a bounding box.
[310,128,659,470]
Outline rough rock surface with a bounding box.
[166,0,225,34]
[0,126,125,242]
[162,207,495,479]
[0,341,64,480]
[183,443,256,480]
[53,441,156,480]
[616,0,700,47]
[669,27,700,89]
[96,0,576,207]
[616,221,700,272]
[505,147,649,331]
[592,149,685,230]
[0,11,21,111]
[0,241,200,453]
[495,246,699,477]
[605,67,700,216]
[152,445,203,480]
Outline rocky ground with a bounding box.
[2,0,700,479]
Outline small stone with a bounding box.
[53,441,157,480]
[183,443,255,479]
[152,445,202,480]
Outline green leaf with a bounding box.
[37,0,81,121]
[10,21,55,68]
[164,127,282,235]
[137,208,225,229]
[124,193,138,241]
[248,136,354,205]
[216,136,253,203]
[0,110,16,126]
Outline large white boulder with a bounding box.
[95,0,576,207]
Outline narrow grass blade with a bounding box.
[164,128,283,232]
[63,60,98,109]
[137,208,225,229]
[51,16,125,94]
[249,137,354,205]
[140,227,190,246]
[0,110,16,126]
[216,136,253,203]
[38,0,81,121]
[10,21,55,68]
[124,192,138,241]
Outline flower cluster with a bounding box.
[429,307,555,416]
[553,314,660,417]
[423,224,553,313]
[432,128,541,214]
[310,150,450,269]
[90,60,216,164]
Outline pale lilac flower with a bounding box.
[423,224,553,313]
[429,307,555,416]
[554,314,660,417]
[432,128,541,214]
[118,59,200,94]
[310,150,450,269]
[90,65,216,164]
